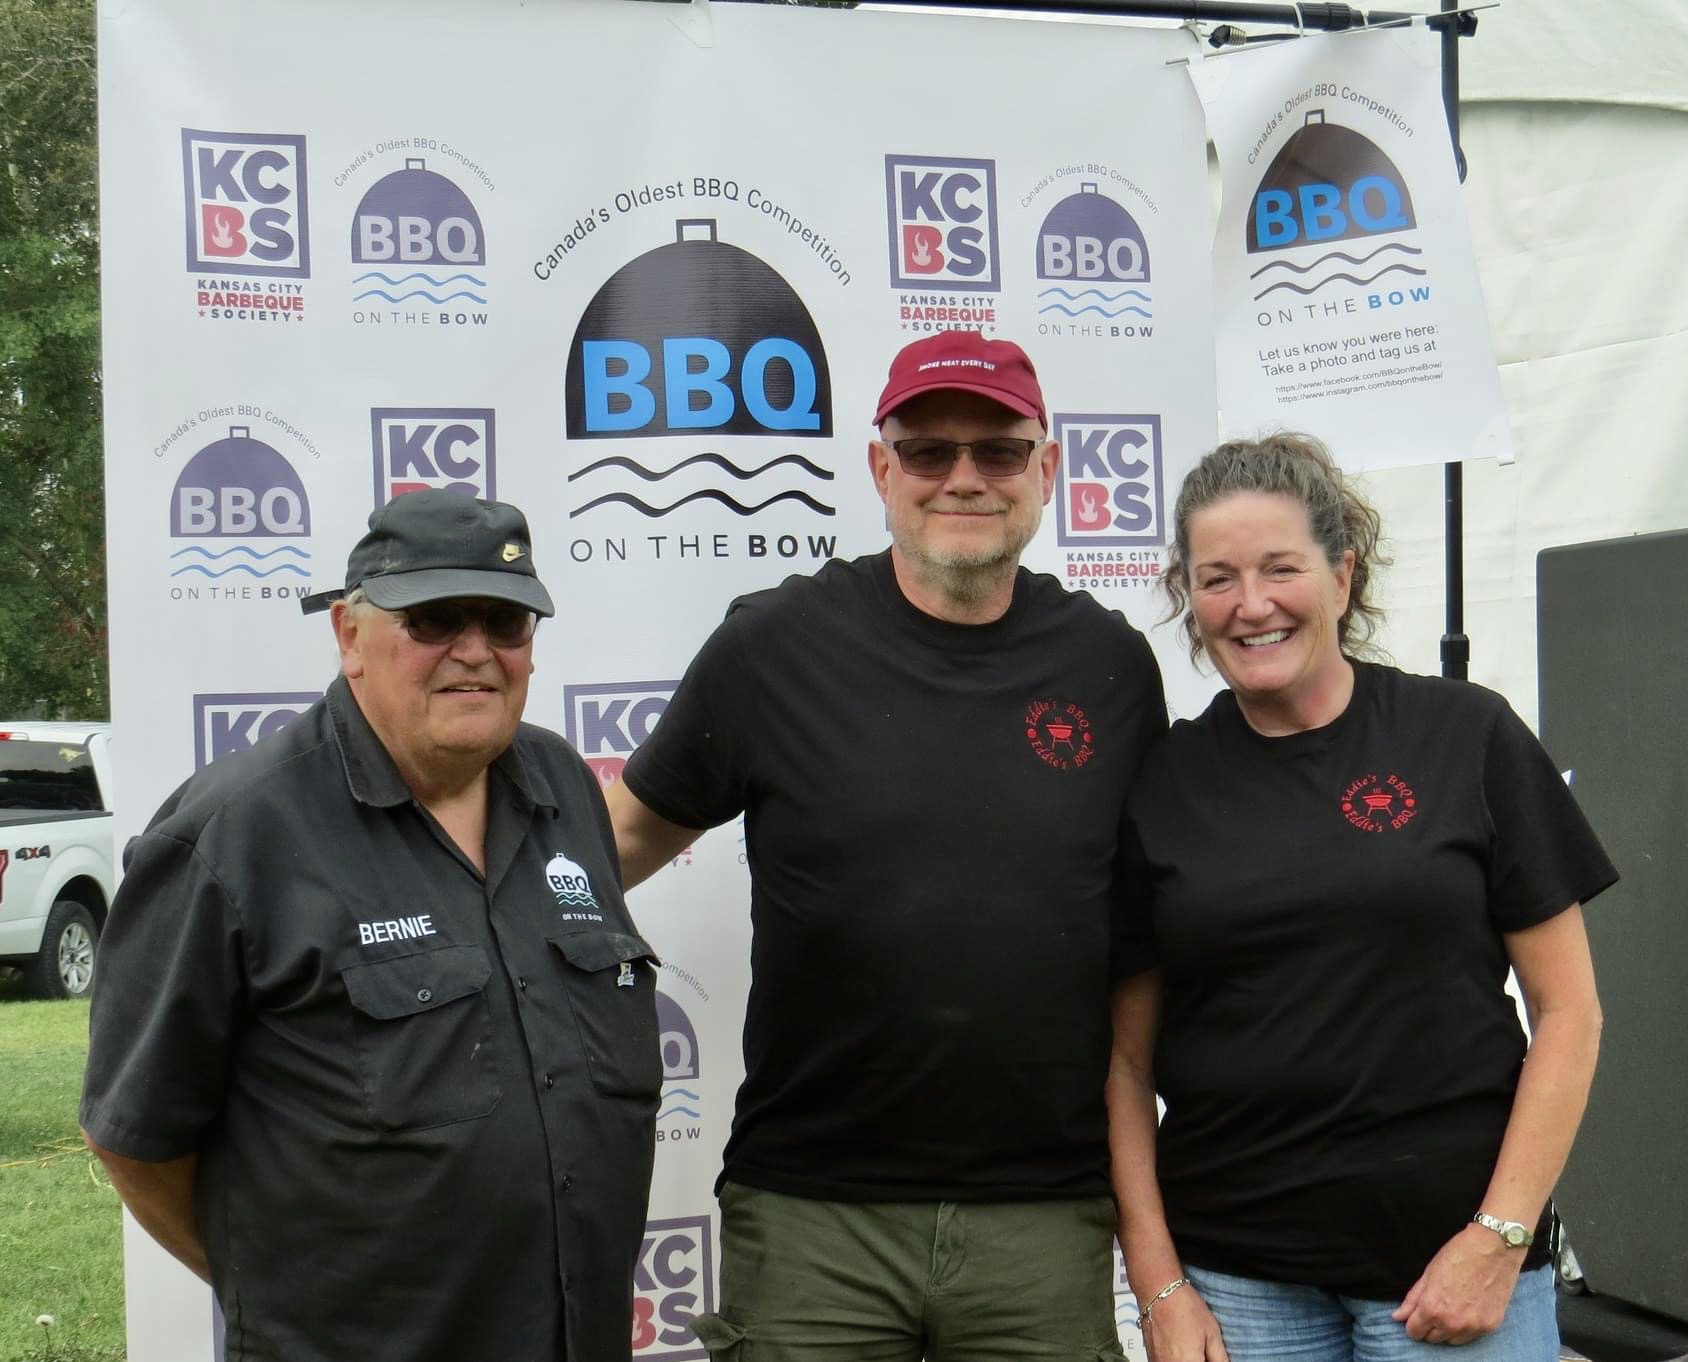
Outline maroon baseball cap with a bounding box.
[872,331,1047,427]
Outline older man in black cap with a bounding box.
[82,491,660,1362]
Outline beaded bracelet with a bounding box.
[1138,1276,1190,1326]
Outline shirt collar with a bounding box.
[326,675,558,812]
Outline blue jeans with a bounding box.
[1183,1263,1558,1362]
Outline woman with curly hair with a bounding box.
[1108,433,1614,1362]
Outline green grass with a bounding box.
[0,975,125,1361]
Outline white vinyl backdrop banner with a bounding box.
[1190,27,1512,469]
[97,1,1219,1358]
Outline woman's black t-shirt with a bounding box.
[1124,661,1616,1298]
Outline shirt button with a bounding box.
[416,988,432,1003]
[517,977,528,991]
[562,1175,574,1192]
[543,1073,555,1089]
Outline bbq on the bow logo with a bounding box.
[1339,771,1419,831]
[1034,181,1154,342]
[1025,697,1095,771]
[560,220,840,571]
[349,151,492,328]
[1248,108,1431,317]
[545,850,605,922]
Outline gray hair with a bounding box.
[1161,432,1388,663]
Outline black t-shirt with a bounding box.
[623,551,1166,1201]
[1123,661,1617,1298]
[82,678,659,1362]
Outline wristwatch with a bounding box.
[1472,1212,1534,1248]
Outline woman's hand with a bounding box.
[1391,1222,1526,1345]
[1142,1282,1229,1362]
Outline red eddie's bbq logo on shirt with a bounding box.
[1339,771,1418,831]
[1025,697,1095,770]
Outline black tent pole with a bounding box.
[1437,0,1471,680]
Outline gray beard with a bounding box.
[895,519,1039,604]
[905,546,1017,603]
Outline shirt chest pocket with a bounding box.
[550,932,662,1100]
[341,944,502,1131]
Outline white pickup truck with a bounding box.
[0,723,115,999]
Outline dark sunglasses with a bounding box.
[398,600,538,648]
[889,437,1041,479]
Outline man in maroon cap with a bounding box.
[608,332,1167,1360]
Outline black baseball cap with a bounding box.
[300,490,555,617]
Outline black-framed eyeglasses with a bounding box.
[398,600,538,649]
[889,437,1041,479]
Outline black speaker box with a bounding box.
[1538,528,1688,1326]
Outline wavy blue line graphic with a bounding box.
[169,563,311,579]
[1037,303,1153,319]
[353,288,488,305]
[571,489,837,518]
[354,270,487,287]
[662,1088,702,1102]
[169,545,310,561]
[657,1105,703,1121]
[1254,263,1427,301]
[1037,286,1151,303]
[569,452,834,484]
[1249,242,1422,280]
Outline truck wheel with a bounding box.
[23,900,99,1000]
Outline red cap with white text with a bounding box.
[872,330,1047,427]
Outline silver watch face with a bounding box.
[1503,1224,1529,1248]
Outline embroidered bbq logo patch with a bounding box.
[1025,697,1096,771]
[1339,771,1418,831]
[546,849,605,922]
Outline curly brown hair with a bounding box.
[1162,432,1389,664]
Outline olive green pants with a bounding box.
[689,1182,1127,1362]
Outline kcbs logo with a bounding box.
[633,1215,713,1360]
[562,682,678,788]
[1249,109,1416,254]
[884,155,1000,291]
[192,692,319,769]
[1053,414,1164,547]
[182,130,310,277]
[371,409,496,502]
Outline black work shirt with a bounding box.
[82,678,660,1362]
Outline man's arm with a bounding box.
[84,1136,210,1283]
[605,780,704,890]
